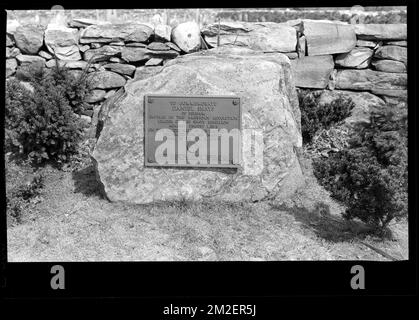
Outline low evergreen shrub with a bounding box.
[6,167,45,224]
[5,62,93,165]
[298,90,355,144]
[313,105,408,232]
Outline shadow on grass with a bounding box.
[273,202,384,242]
[72,165,106,198]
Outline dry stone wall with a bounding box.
[6,18,407,129]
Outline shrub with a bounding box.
[216,10,406,24]
[313,104,408,232]
[5,63,93,165]
[6,170,44,224]
[14,172,44,201]
[20,61,93,115]
[298,90,355,144]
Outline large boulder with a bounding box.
[290,55,334,89]
[318,90,385,128]
[374,45,407,65]
[171,21,201,53]
[12,25,44,54]
[353,24,407,41]
[334,47,373,69]
[92,47,304,204]
[335,69,407,91]
[95,88,125,136]
[80,23,153,44]
[44,24,81,60]
[202,21,297,52]
[372,59,406,73]
[302,20,356,56]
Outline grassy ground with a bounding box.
[6,150,408,262]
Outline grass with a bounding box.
[6,150,408,262]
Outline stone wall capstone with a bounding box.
[302,20,357,56]
[201,21,297,52]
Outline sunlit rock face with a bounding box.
[92,47,304,204]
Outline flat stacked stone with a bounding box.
[202,21,297,53]
[302,20,356,56]
[44,24,81,60]
[12,25,44,54]
[80,23,153,44]
[291,55,334,89]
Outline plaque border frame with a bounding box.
[144,94,242,168]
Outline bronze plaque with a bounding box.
[144,95,241,168]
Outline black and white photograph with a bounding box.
[4,5,409,265]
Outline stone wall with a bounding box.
[6,18,407,129]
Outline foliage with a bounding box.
[5,62,93,165]
[304,125,352,159]
[216,9,406,24]
[6,168,45,224]
[313,104,408,232]
[20,61,93,115]
[298,90,355,144]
